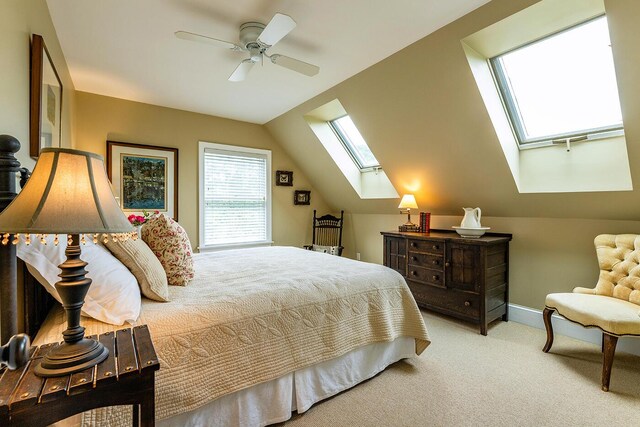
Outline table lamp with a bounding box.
[398,194,418,226]
[0,148,134,377]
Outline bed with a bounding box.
[0,143,430,427]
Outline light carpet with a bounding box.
[278,310,640,426]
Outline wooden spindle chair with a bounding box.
[304,210,344,256]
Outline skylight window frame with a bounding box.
[328,115,381,171]
[489,14,624,148]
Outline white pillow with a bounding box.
[312,244,341,255]
[17,235,141,325]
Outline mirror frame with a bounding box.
[30,34,63,159]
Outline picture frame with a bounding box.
[30,34,63,159]
[276,170,293,186]
[294,190,311,205]
[106,141,179,220]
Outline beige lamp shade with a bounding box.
[0,148,133,234]
[398,194,418,210]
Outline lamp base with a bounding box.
[34,234,108,377]
[35,338,108,377]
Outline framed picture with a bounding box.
[30,34,63,159]
[276,170,293,186]
[294,190,311,205]
[107,141,179,220]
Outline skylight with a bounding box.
[490,16,623,146]
[329,116,380,169]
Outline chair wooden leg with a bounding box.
[542,307,554,353]
[601,333,618,392]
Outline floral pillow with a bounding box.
[141,214,194,286]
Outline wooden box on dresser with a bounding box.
[381,230,512,335]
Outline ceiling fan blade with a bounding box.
[257,13,296,47]
[229,59,255,82]
[175,31,242,51]
[270,54,319,77]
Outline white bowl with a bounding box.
[452,226,490,238]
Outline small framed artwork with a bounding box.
[107,141,179,220]
[276,170,293,186]
[294,190,311,205]
[30,34,63,159]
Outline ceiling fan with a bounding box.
[176,13,320,82]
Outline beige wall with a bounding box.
[0,0,75,170]
[265,0,640,309]
[265,0,640,220]
[74,92,329,249]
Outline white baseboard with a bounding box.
[508,304,640,356]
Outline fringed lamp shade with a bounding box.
[0,148,134,377]
[0,148,132,236]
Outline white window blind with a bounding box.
[201,146,270,247]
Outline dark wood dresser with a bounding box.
[381,230,512,335]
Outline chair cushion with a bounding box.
[593,234,640,305]
[546,293,640,336]
[312,244,341,255]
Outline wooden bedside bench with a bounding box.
[0,325,159,426]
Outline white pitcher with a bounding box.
[461,207,482,228]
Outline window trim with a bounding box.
[489,14,624,147]
[328,115,381,171]
[198,141,272,251]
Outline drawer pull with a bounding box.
[411,256,417,261]
[432,245,439,250]
[432,275,439,281]
[445,261,451,267]
[411,270,417,276]
[410,242,416,248]
[464,301,471,307]
[432,260,439,265]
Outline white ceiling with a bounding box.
[46,0,489,124]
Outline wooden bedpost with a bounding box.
[0,134,23,342]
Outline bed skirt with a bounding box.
[52,337,416,427]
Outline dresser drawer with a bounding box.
[407,239,444,255]
[407,266,444,287]
[408,252,444,270]
[407,280,480,320]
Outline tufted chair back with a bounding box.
[591,234,640,305]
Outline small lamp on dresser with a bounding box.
[398,194,419,231]
[0,147,135,377]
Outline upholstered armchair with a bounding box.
[543,234,640,391]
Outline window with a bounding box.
[329,115,380,169]
[199,142,271,249]
[490,16,623,146]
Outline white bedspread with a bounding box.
[36,246,430,426]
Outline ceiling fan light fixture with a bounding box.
[247,45,262,62]
[176,12,320,81]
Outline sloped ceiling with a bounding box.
[265,0,640,220]
[45,0,489,124]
